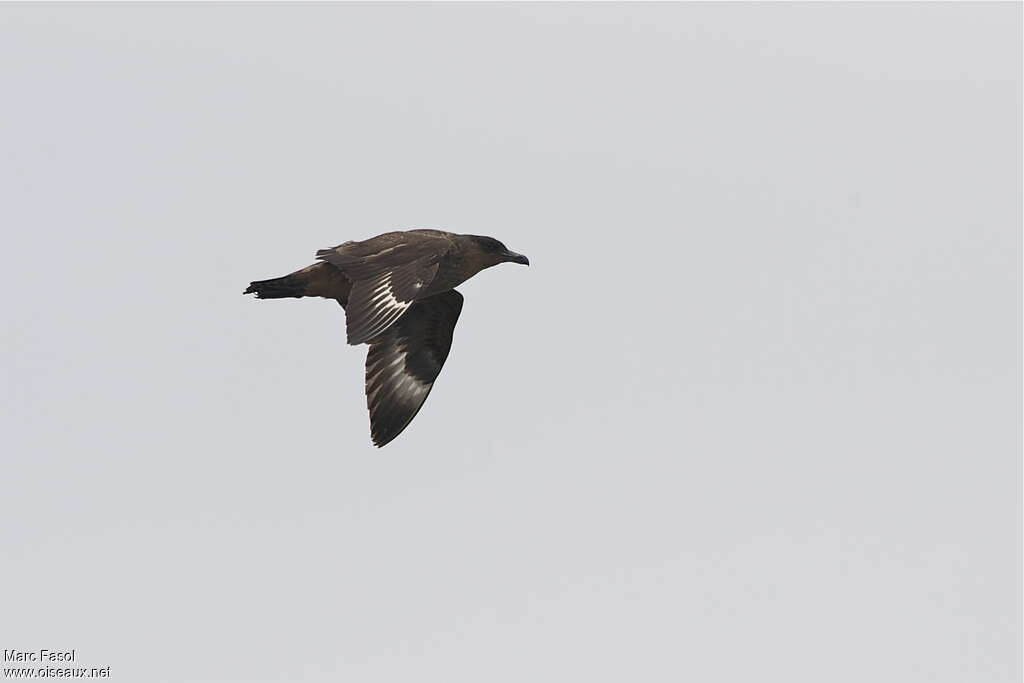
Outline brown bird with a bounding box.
[244,229,529,447]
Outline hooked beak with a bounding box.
[504,251,530,266]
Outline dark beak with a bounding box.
[504,251,530,266]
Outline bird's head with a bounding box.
[467,235,530,268]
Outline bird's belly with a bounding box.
[421,271,467,298]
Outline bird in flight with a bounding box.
[244,229,529,447]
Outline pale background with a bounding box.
[1,3,1020,682]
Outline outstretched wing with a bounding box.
[364,290,464,447]
[317,234,449,345]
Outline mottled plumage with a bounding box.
[244,230,528,447]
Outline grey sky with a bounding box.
[1,3,1020,682]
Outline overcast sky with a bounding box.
[1,3,1020,682]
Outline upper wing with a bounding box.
[317,234,449,345]
[363,289,464,447]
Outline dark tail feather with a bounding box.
[245,262,352,301]
[243,274,307,299]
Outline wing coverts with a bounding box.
[317,239,445,345]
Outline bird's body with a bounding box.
[244,230,528,447]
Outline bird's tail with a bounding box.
[244,262,353,301]
[243,273,308,299]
